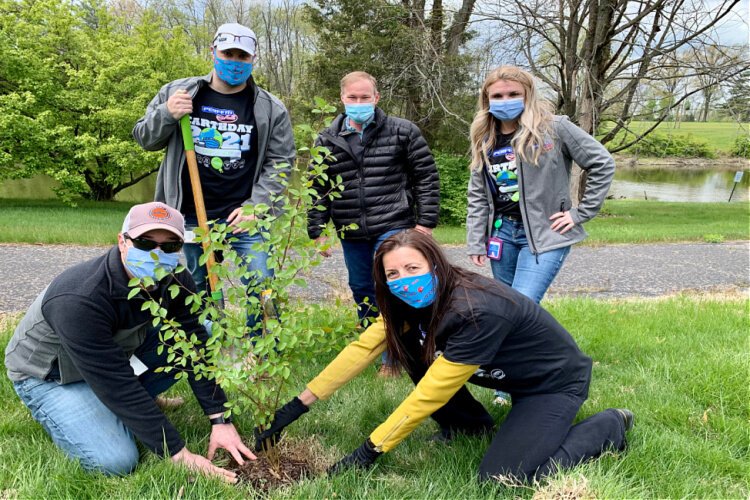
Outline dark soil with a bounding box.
[230,439,329,492]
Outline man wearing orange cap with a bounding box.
[5,202,253,483]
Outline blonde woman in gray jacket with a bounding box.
[466,66,614,404]
[467,66,614,303]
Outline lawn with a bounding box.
[1,295,747,498]
[600,121,749,155]
[1,198,748,247]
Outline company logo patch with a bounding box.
[149,206,171,220]
[201,106,235,116]
[217,113,238,123]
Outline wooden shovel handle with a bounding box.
[180,116,221,299]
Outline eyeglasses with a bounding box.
[213,32,257,54]
[124,234,183,254]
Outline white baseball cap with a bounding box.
[213,23,257,55]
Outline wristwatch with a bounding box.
[209,414,233,425]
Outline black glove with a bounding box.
[254,397,309,452]
[327,439,382,475]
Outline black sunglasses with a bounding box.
[125,234,183,254]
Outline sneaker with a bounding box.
[378,364,400,378]
[492,390,512,406]
[615,408,635,431]
[155,395,185,409]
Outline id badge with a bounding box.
[487,237,503,260]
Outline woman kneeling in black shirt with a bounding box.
[257,229,633,483]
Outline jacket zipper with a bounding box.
[517,160,539,259]
[372,415,409,452]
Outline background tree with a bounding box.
[0,0,207,201]
[304,0,478,146]
[721,70,750,122]
[475,0,749,198]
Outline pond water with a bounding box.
[607,167,749,202]
[0,166,748,203]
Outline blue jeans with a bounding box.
[12,326,181,476]
[340,229,403,366]
[184,217,273,330]
[489,217,571,304]
[340,229,403,322]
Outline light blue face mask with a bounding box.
[213,51,253,86]
[345,103,376,124]
[125,247,179,282]
[387,272,438,309]
[489,98,525,121]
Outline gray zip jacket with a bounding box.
[132,73,295,212]
[467,115,614,255]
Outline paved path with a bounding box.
[0,241,747,313]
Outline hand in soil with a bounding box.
[327,439,382,475]
[254,397,310,452]
[208,423,256,466]
[172,446,239,483]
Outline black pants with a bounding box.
[478,392,626,482]
[404,356,625,482]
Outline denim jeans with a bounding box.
[12,326,181,476]
[489,217,571,304]
[184,217,273,331]
[340,229,403,366]
[339,229,403,322]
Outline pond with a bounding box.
[608,166,749,202]
[0,165,748,203]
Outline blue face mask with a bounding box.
[125,247,179,282]
[345,103,376,124]
[213,51,253,86]
[388,272,438,309]
[489,98,525,121]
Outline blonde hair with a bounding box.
[340,71,378,94]
[469,66,554,170]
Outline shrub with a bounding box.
[625,133,715,158]
[131,100,358,469]
[731,135,750,159]
[434,152,471,226]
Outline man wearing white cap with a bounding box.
[133,23,295,330]
[5,202,254,482]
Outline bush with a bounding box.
[625,133,715,158]
[731,135,750,159]
[434,153,471,226]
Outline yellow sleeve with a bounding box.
[306,317,388,400]
[368,356,479,452]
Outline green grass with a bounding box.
[435,199,750,245]
[2,198,748,247]
[1,295,748,498]
[601,121,749,155]
[0,199,131,246]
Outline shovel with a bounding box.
[179,115,223,302]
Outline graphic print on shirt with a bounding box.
[191,105,253,173]
[488,145,520,203]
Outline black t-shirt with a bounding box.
[180,85,258,220]
[409,276,592,398]
[485,131,522,218]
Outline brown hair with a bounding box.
[373,230,510,369]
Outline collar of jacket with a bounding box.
[326,107,387,139]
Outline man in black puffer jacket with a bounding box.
[308,72,439,368]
